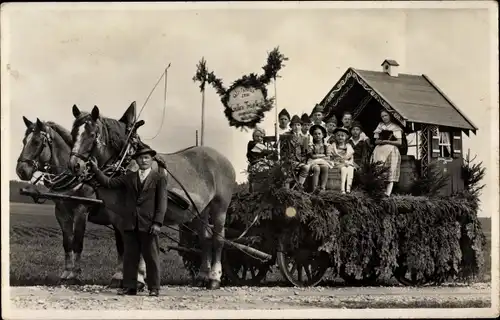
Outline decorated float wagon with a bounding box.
[17,50,486,289]
[203,58,487,287]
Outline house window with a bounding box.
[438,131,453,158]
[406,131,422,160]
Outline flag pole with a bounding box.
[274,77,280,160]
[201,86,206,146]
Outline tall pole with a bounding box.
[274,77,280,160]
[201,86,206,146]
[196,130,199,146]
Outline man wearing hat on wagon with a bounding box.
[89,146,168,297]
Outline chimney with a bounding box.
[381,59,400,77]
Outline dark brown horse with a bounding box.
[15,116,147,287]
[68,103,236,289]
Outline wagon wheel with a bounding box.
[277,235,330,287]
[222,250,272,286]
[339,266,380,286]
[393,265,431,286]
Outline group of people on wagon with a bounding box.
[246,103,404,196]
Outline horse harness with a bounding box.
[18,129,53,173]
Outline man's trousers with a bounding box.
[122,230,161,290]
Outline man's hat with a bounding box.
[289,115,302,127]
[278,108,291,120]
[300,113,312,124]
[333,127,350,136]
[325,115,337,124]
[309,124,327,138]
[350,121,363,131]
[132,146,157,159]
[311,104,324,114]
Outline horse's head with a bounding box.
[69,105,103,176]
[16,117,53,181]
[69,102,136,176]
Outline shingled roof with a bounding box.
[353,69,477,131]
[321,67,478,132]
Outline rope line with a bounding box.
[144,63,171,141]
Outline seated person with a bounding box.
[306,124,334,194]
[329,127,355,194]
[348,121,372,169]
[247,127,274,170]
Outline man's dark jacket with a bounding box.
[94,169,168,231]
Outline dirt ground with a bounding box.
[8,282,491,310]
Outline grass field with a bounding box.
[8,202,492,286]
[9,203,193,286]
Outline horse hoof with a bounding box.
[63,278,81,286]
[194,279,207,288]
[61,270,70,280]
[137,281,146,292]
[109,278,123,289]
[206,280,221,290]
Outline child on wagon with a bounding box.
[325,115,338,144]
[306,124,333,194]
[348,121,372,169]
[329,127,356,194]
[285,115,310,189]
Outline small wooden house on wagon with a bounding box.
[318,59,478,196]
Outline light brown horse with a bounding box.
[68,103,236,289]
[15,116,147,287]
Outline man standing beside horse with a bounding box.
[89,146,168,296]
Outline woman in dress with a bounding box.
[329,127,356,194]
[306,124,333,193]
[370,110,403,196]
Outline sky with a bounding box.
[1,2,498,217]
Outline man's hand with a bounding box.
[89,157,99,172]
[149,223,161,235]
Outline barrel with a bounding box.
[326,167,342,191]
[395,155,419,193]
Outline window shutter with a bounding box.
[431,131,440,158]
[452,131,462,158]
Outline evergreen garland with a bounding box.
[192,47,288,130]
[226,155,486,283]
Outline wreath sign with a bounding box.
[193,47,289,130]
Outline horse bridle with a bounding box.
[70,124,106,163]
[17,130,53,172]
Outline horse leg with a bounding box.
[68,204,88,283]
[55,206,74,282]
[207,198,229,290]
[137,255,146,291]
[195,210,212,287]
[110,227,125,288]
